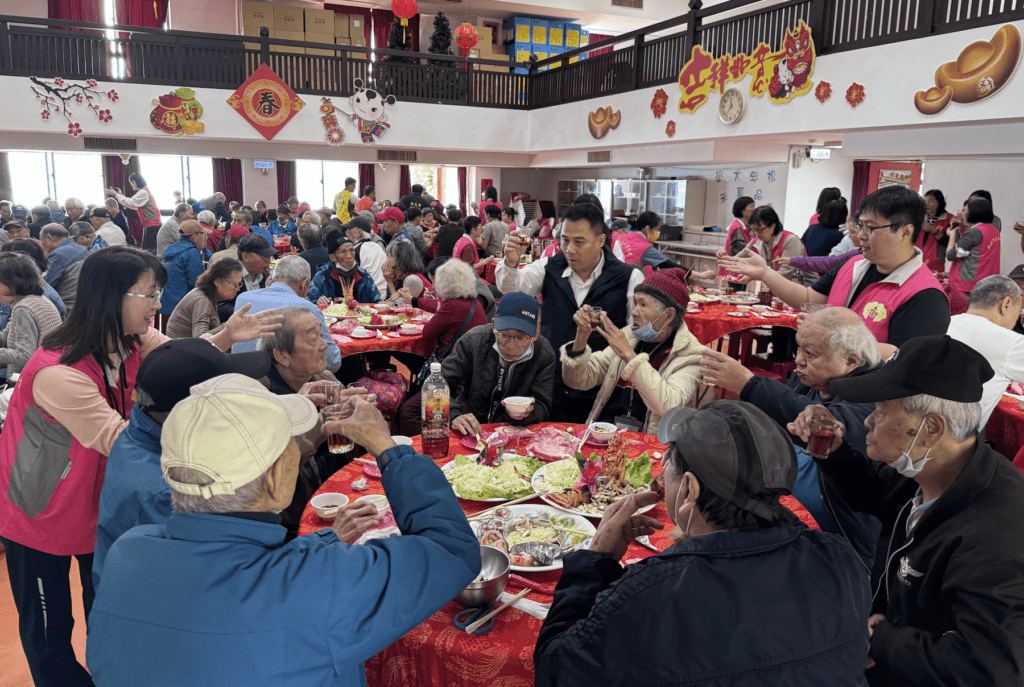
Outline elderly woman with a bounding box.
[560,268,702,434]
[166,258,243,339]
[159,220,212,323]
[0,252,62,379]
[386,239,435,299]
[197,209,223,253]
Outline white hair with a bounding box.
[969,275,1021,310]
[271,255,310,285]
[302,211,321,226]
[901,393,981,442]
[197,210,217,226]
[104,198,118,210]
[168,464,273,513]
[817,308,881,368]
[433,258,477,300]
[214,192,226,203]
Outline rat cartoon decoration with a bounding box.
[768,23,813,103]
[321,79,398,144]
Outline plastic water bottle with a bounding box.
[421,363,450,460]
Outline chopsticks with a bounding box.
[467,493,545,520]
[576,426,592,452]
[549,523,593,537]
[463,588,530,633]
[354,457,375,465]
[509,574,554,596]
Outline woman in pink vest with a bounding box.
[453,216,494,276]
[0,248,281,686]
[750,206,806,284]
[106,173,161,248]
[946,197,1001,295]
[915,189,952,272]
[716,196,756,290]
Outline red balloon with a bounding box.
[391,0,418,20]
[454,22,479,50]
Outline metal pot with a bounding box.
[458,546,509,607]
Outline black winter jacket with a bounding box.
[441,325,555,426]
[819,438,1024,686]
[535,528,871,686]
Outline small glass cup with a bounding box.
[320,381,342,406]
[590,306,604,329]
[807,416,843,459]
[323,403,355,454]
[759,290,772,306]
[699,356,715,387]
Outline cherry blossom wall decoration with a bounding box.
[815,81,832,103]
[846,82,865,107]
[651,88,668,118]
[30,76,118,137]
[666,121,677,137]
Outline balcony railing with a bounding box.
[0,0,1020,111]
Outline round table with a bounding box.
[684,302,799,347]
[328,314,434,358]
[299,422,819,687]
[986,395,1024,467]
[273,237,293,256]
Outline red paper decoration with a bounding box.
[226,63,305,141]
[651,88,668,118]
[454,22,480,56]
[666,121,676,138]
[846,82,865,107]
[815,81,832,103]
[391,0,417,23]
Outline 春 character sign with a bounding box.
[227,64,305,140]
[320,79,397,144]
[677,20,816,114]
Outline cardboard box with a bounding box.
[509,42,532,64]
[243,25,273,51]
[273,30,305,54]
[469,48,481,59]
[348,16,363,38]
[547,22,564,48]
[565,23,581,48]
[273,5,303,32]
[580,31,590,60]
[533,48,548,71]
[548,45,563,69]
[334,14,350,37]
[242,1,273,28]
[503,17,532,45]
[306,32,335,56]
[531,19,547,46]
[350,34,367,48]
[475,25,493,47]
[305,9,334,35]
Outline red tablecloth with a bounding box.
[299,422,819,687]
[684,302,799,346]
[986,395,1024,463]
[274,238,293,256]
[328,315,433,358]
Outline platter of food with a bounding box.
[472,504,595,572]
[442,453,543,502]
[531,435,658,518]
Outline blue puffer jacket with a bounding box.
[87,445,480,686]
[308,262,381,304]
[160,238,209,315]
[536,527,871,687]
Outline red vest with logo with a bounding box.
[759,230,804,262]
[140,187,161,227]
[614,231,655,277]
[726,219,750,251]
[914,215,950,272]
[0,347,139,555]
[948,223,1000,294]
[827,256,944,343]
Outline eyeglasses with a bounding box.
[853,222,901,235]
[231,281,243,290]
[124,288,163,304]
[495,331,531,344]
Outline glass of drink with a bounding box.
[759,290,772,306]
[590,306,604,329]
[699,356,715,387]
[807,416,843,459]
[320,381,342,406]
[323,404,355,454]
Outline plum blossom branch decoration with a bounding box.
[30,76,117,137]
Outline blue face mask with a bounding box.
[492,341,533,363]
[633,311,668,342]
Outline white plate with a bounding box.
[324,316,338,325]
[531,460,656,520]
[727,312,750,317]
[350,331,378,339]
[441,455,534,503]
[471,504,596,573]
[760,312,782,318]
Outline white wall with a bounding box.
[240,158,278,207]
[782,153,854,237]
[0,0,47,18]
[169,0,240,33]
[375,164,400,204]
[921,159,1024,272]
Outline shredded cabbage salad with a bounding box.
[323,304,347,317]
[446,455,542,499]
[541,460,582,491]
[507,526,555,547]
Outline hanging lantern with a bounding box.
[454,22,480,70]
[391,0,418,43]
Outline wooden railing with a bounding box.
[0,0,1021,111]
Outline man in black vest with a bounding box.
[496,203,644,423]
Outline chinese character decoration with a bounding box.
[149,88,204,137]
[715,171,723,182]
[720,193,727,204]
[767,170,777,182]
[392,0,418,44]
[323,79,397,144]
[677,20,816,114]
[754,189,763,201]
[749,171,758,182]
[319,98,346,146]
[733,170,741,181]
[227,64,305,141]
[846,82,865,107]
[666,121,676,137]
[651,88,668,118]
[30,76,117,137]
[737,187,745,198]
[815,81,832,103]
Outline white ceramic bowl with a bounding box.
[311,492,349,520]
[751,305,769,313]
[353,327,369,337]
[736,305,752,313]
[399,323,417,334]
[502,396,533,418]
[588,421,618,444]
[391,435,413,446]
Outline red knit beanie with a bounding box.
[636,268,690,312]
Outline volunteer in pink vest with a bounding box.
[106,173,160,249]
[946,197,1001,296]
[714,197,756,290]
[0,247,283,687]
[720,186,950,346]
[748,206,806,284]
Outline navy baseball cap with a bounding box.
[494,292,540,337]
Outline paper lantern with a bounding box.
[391,0,417,24]
[454,22,480,57]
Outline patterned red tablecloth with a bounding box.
[986,395,1024,464]
[328,315,433,358]
[684,302,799,346]
[273,238,293,256]
[299,422,819,687]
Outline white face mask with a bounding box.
[890,421,932,477]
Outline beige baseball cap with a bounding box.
[160,374,318,498]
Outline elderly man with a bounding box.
[721,186,950,345]
[209,225,248,265]
[103,198,134,245]
[233,256,341,374]
[789,336,1024,686]
[497,202,643,423]
[89,207,127,247]
[297,224,329,273]
[269,204,296,239]
[155,203,192,258]
[403,207,432,260]
[345,215,388,295]
[236,208,272,244]
[316,206,333,226]
[92,338,273,590]
[4,220,30,242]
[86,376,479,685]
[195,209,223,252]
[946,275,1024,427]
[42,223,88,287]
[216,233,275,323]
[356,185,379,215]
[376,206,411,246]
[39,223,70,256]
[535,400,870,685]
[701,307,884,565]
[62,197,85,228]
[435,292,555,437]
[309,233,381,305]
[27,205,50,238]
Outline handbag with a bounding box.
[415,301,477,386]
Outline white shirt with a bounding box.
[242,267,264,293]
[946,313,1024,427]
[95,221,127,247]
[494,252,644,324]
[356,237,388,296]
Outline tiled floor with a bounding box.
[0,550,100,685]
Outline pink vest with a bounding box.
[453,236,479,265]
[948,223,1000,294]
[726,220,750,251]
[140,187,161,227]
[614,231,655,276]
[412,272,435,298]
[759,230,803,261]
[827,256,944,344]
[0,347,140,555]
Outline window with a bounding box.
[8,151,104,207]
[442,167,460,207]
[137,155,212,207]
[296,159,359,209]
